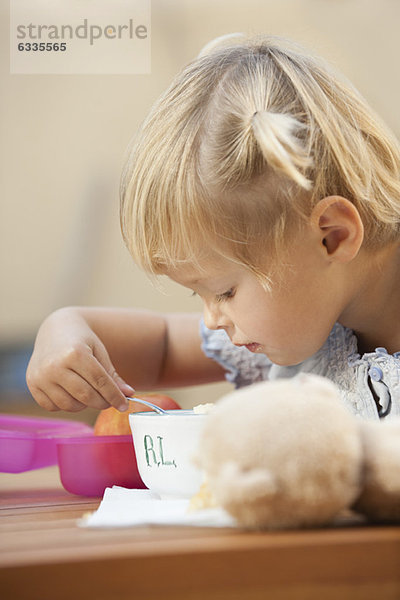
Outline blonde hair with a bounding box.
[120,34,400,279]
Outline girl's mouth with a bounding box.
[234,342,262,353]
[244,343,262,353]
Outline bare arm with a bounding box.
[80,307,224,387]
[26,306,225,413]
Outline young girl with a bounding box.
[27,34,400,420]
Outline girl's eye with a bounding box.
[216,288,235,303]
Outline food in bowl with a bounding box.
[192,403,215,414]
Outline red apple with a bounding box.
[93,393,181,436]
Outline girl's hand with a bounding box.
[26,308,134,412]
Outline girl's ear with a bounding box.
[310,196,364,263]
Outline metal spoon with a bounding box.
[126,397,168,415]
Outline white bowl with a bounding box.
[129,410,207,499]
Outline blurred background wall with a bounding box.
[1,0,400,419]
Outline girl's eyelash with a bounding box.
[216,288,235,303]
[190,289,235,302]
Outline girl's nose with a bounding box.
[203,301,230,331]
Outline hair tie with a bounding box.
[250,111,258,126]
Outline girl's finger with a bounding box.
[32,388,61,412]
[70,357,129,411]
[91,341,132,408]
[55,369,111,410]
[45,384,88,412]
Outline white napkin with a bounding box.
[79,487,236,528]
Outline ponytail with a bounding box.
[251,111,312,190]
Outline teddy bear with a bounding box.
[194,374,400,529]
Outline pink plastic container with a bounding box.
[57,435,146,497]
[0,414,93,473]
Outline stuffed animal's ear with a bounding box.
[213,462,277,504]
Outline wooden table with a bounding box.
[1,467,400,600]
